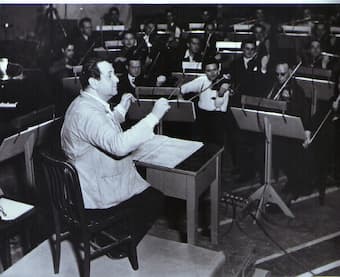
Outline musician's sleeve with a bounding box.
[181,77,202,94]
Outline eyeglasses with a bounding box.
[276,72,287,76]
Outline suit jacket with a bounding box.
[72,34,97,63]
[228,56,271,106]
[61,91,159,209]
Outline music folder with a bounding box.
[127,99,196,122]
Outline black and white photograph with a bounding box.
[1,2,340,276]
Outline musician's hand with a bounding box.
[66,64,73,70]
[151,98,170,120]
[215,53,222,61]
[261,55,270,73]
[120,93,136,111]
[145,56,153,67]
[156,75,166,87]
[302,130,311,149]
[322,56,330,70]
[333,100,339,111]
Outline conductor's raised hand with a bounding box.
[120,93,136,110]
[151,98,171,120]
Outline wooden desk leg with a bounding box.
[210,153,221,245]
[186,177,198,245]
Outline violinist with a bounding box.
[72,17,96,64]
[269,60,313,203]
[202,21,222,62]
[251,23,271,60]
[180,58,230,145]
[113,30,147,73]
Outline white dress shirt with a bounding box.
[181,75,229,112]
[184,49,195,62]
[128,74,136,88]
[61,91,159,209]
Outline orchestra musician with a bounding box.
[268,60,313,203]
[61,57,170,258]
[227,39,271,183]
[103,7,124,26]
[49,41,77,80]
[180,57,230,145]
[72,17,97,64]
[113,30,148,73]
[300,40,331,70]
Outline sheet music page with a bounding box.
[0,198,34,221]
[132,135,203,168]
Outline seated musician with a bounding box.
[268,60,313,203]
[141,19,163,65]
[49,41,77,80]
[254,9,271,35]
[170,35,203,72]
[113,30,147,73]
[103,7,124,26]
[251,23,271,59]
[116,56,148,100]
[300,40,331,70]
[180,57,230,145]
[311,22,336,53]
[61,57,170,258]
[202,21,222,61]
[72,17,96,64]
[165,9,182,41]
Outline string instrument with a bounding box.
[272,61,302,100]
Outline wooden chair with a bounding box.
[39,151,138,277]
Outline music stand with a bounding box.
[135,87,180,97]
[127,99,196,135]
[295,75,334,115]
[0,117,61,191]
[231,107,306,218]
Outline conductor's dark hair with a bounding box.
[79,58,106,90]
[241,38,256,49]
[79,17,92,28]
[109,7,120,14]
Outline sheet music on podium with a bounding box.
[132,135,203,168]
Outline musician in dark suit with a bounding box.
[103,7,124,26]
[72,17,97,64]
[268,60,313,203]
[113,30,148,73]
[226,39,271,183]
[301,40,331,69]
[169,35,203,73]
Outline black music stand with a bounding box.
[135,87,180,98]
[295,73,334,115]
[127,99,196,135]
[231,107,306,218]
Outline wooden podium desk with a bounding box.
[136,144,223,246]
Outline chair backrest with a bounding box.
[40,151,86,228]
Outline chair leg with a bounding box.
[82,238,91,277]
[51,213,61,274]
[0,235,11,270]
[127,240,139,271]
